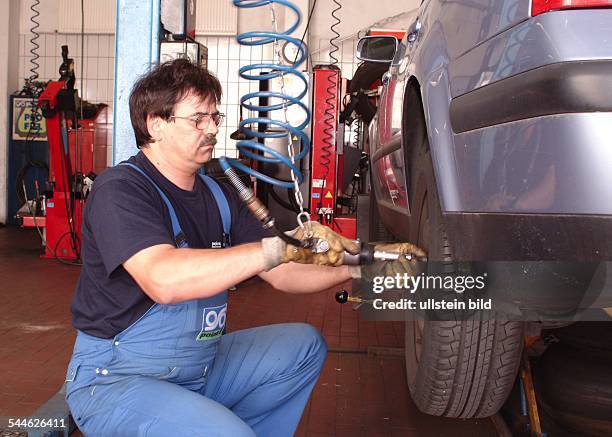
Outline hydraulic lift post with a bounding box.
[310,66,357,239]
[37,81,82,260]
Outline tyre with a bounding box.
[549,321,612,355]
[401,83,524,418]
[535,343,612,436]
[348,61,390,123]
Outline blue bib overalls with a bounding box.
[65,164,327,437]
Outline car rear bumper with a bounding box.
[448,112,612,215]
[449,60,612,133]
[445,212,612,261]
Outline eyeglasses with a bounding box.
[169,112,225,129]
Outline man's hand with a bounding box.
[260,222,360,270]
[349,242,427,279]
[375,242,426,276]
[283,222,361,266]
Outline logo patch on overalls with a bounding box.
[196,304,227,340]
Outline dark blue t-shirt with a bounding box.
[71,152,269,338]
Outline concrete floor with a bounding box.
[0,225,498,436]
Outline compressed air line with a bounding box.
[222,0,311,190]
[221,0,314,235]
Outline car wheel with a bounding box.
[348,61,390,123]
[535,343,612,436]
[402,83,524,418]
[549,322,612,355]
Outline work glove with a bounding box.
[260,222,361,270]
[348,242,427,280]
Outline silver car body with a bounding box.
[369,1,612,261]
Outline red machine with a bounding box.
[20,80,109,261]
[310,66,357,239]
[38,81,83,260]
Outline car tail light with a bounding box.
[532,0,612,16]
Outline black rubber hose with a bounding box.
[269,185,298,213]
[15,160,48,206]
[348,61,391,123]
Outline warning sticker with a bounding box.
[324,191,333,199]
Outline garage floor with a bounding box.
[0,226,498,436]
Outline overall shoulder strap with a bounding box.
[119,162,188,248]
[198,174,231,248]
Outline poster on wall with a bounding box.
[12,97,47,141]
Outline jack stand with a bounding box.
[520,350,544,436]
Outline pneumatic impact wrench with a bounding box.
[304,237,428,309]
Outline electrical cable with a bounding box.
[352,119,360,150]
[349,118,362,212]
[28,0,41,84]
[316,0,342,216]
[329,0,341,65]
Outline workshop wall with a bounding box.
[308,0,420,55]
[18,33,115,109]
[194,35,361,159]
[11,0,416,171]
[0,1,24,224]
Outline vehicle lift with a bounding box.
[310,66,357,239]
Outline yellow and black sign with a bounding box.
[13,97,47,141]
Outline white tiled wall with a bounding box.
[19,33,115,110]
[18,32,359,158]
[195,35,275,158]
[195,35,359,158]
[311,37,361,79]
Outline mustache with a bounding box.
[201,137,217,147]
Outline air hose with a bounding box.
[223,0,313,244]
[318,0,342,199]
[28,0,41,83]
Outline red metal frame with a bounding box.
[310,67,339,219]
[24,83,110,260]
[38,81,82,260]
[310,66,356,239]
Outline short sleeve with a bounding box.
[86,177,174,276]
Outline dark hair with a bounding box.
[129,58,222,148]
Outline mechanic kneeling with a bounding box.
[65,59,416,437]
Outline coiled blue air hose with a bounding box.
[220,0,311,190]
[217,0,312,244]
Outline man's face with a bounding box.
[155,93,219,170]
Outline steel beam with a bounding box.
[112,0,161,165]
